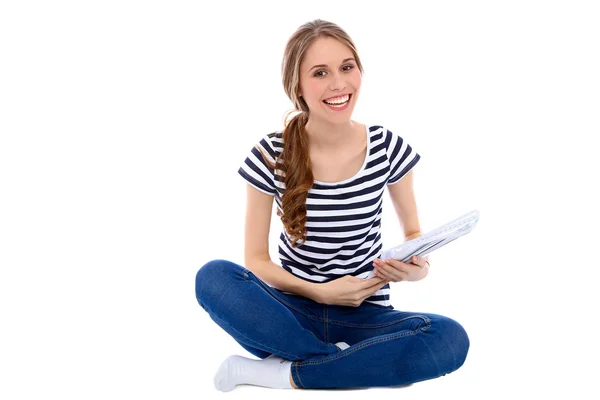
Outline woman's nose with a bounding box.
[329,71,346,91]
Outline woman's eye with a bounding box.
[313,65,354,77]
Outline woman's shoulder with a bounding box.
[363,123,388,135]
[368,124,405,140]
[266,130,283,142]
[368,123,387,131]
[264,129,283,143]
[255,130,284,157]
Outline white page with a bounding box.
[364,209,480,279]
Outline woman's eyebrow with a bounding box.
[309,57,355,72]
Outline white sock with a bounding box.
[213,354,294,392]
[336,341,350,350]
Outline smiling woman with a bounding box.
[300,37,362,126]
[195,19,470,392]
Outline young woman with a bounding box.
[195,19,469,391]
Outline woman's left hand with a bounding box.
[372,255,430,282]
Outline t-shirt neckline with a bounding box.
[313,123,370,186]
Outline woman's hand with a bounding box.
[372,255,430,282]
[314,275,390,307]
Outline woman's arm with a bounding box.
[385,170,432,268]
[247,257,320,300]
[243,184,319,300]
[387,169,422,240]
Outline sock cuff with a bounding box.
[279,360,294,389]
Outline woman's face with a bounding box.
[299,37,362,122]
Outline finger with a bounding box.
[383,263,409,280]
[359,279,390,300]
[365,282,389,303]
[371,280,391,298]
[379,259,410,277]
[364,274,390,288]
[374,265,404,282]
[374,269,397,282]
[363,275,388,288]
[380,258,413,273]
[410,256,428,268]
[392,260,421,273]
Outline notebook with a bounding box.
[363,209,480,279]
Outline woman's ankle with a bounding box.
[290,372,299,389]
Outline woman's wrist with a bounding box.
[300,281,323,303]
[404,231,423,241]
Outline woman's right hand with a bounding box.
[314,275,390,307]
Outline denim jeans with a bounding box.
[195,259,470,389]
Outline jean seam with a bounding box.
[324,305,328,343]
[245,270,326,323]
[206,306,299,360]
[293,362,305,389]
[418,333,442,377]
[294,318,432,367]
[326,314,432,329]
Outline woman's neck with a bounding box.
[304,118,360,150]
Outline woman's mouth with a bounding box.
[322,93,352,111]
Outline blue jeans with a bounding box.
[195,259,470,389]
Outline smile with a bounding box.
[322,94,352,111]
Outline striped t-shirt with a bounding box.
[237,124,420,307]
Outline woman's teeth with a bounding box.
[323,94,350,106]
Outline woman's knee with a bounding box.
[195,259,245,308]
[429,314,470,373]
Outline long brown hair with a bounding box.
[258,19,365,248]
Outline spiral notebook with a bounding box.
[363,209,480,279]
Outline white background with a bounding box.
[1,0,599,398]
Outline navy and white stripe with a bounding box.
[238,124,420,307]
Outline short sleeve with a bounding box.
[237,135,277,196]
[385,128,421,186]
